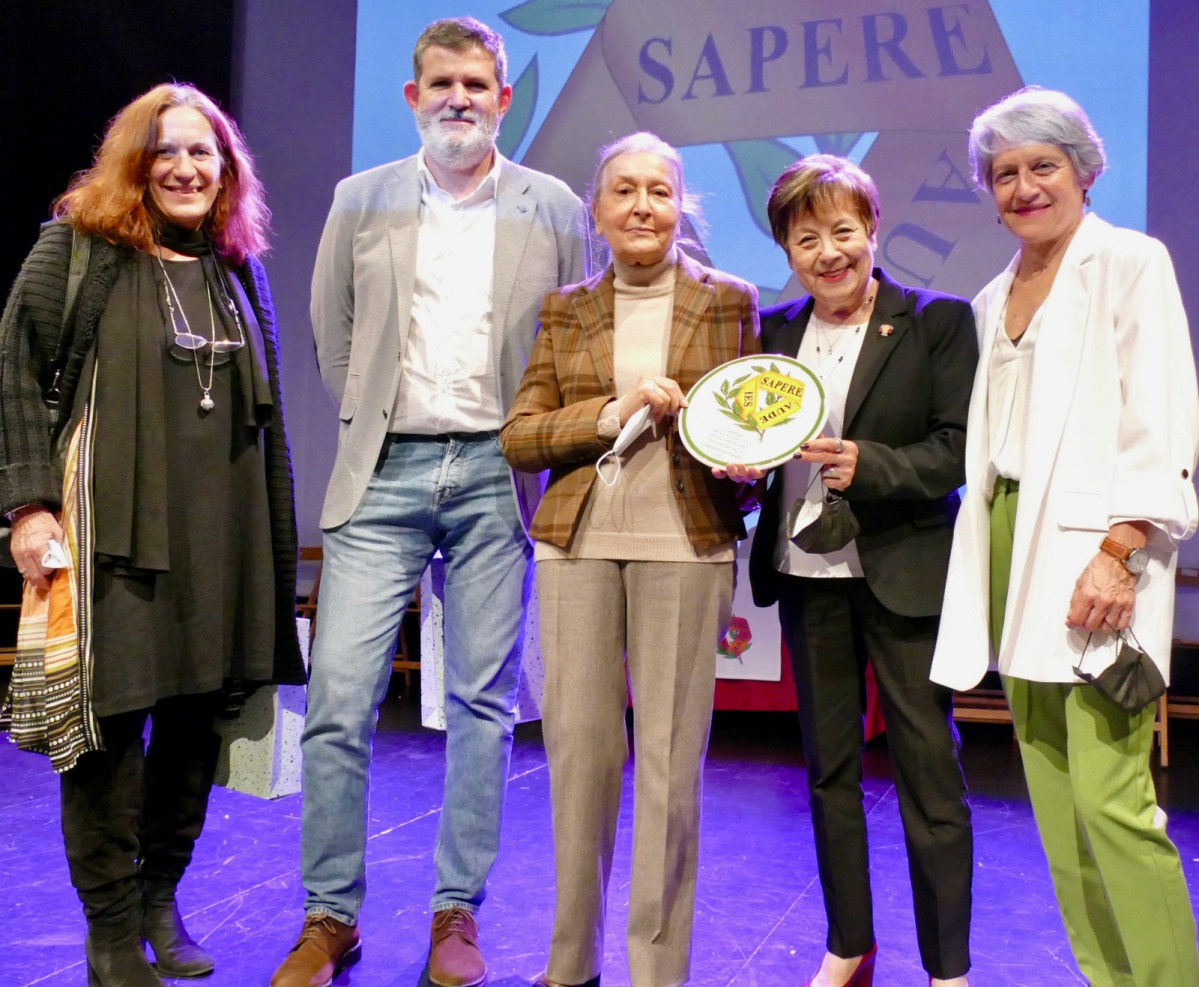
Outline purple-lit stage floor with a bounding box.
[5,690,1199,987]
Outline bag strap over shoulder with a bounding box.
[43,228,90,422]
[61,230,91,338]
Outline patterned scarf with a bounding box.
[8,366,102,773]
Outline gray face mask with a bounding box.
[790,490,861,554]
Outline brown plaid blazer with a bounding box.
[500,252,760,552]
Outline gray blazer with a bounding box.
[311,154,589,530]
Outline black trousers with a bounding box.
[777,575,973,980]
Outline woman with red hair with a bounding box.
[0,83,304,986]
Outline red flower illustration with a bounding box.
[717,615,753,662]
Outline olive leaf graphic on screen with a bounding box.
[724,140,802,240]
[724,136,865,239]
[497,55,539,158]
[501,0,613,35]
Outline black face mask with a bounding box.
[790,490,861,554]
[1073,629,1166,712]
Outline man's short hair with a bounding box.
[412,17,508,88]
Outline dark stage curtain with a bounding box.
[0,0,236,295]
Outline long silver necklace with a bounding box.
[156,253,245,411]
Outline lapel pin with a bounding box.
[878,324,894,337]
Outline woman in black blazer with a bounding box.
[744,155,978,987]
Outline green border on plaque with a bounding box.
[679,355,827,470]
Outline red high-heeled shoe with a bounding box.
[802,943,878,987]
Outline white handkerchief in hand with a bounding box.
[42,538,69,568]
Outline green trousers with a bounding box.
[991,479,1199,986]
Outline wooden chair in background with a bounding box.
[296,547,421,699]
[954,679,1171,766]
[951,569,1199,767]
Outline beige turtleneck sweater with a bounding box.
[535,249,734,564]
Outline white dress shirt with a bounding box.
[774,311,869,578]
[389,150,503,433]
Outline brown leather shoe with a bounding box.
[270,914,361,987]
[428,907,487,986]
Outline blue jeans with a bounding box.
[300,434,531,924]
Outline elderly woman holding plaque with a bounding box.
[500,131,758,987]
[745,155,977,987]
[932,87,1199,984]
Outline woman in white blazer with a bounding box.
[931,87,1199,985]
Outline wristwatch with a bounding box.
[1099,536,1149,576]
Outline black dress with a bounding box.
[89,254,276,717]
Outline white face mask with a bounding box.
[594,405,653,487]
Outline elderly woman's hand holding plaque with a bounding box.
[679,354,826,473]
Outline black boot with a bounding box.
[84,928,162,987]
[61,712,163,987]
[139,890,214,978]
[138,701,221,977]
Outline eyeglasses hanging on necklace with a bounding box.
[155,252,246,412]
[156,252,246,353]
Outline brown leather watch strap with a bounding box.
[1099,536,1134,562]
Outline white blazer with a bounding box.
[931,213,1199,689]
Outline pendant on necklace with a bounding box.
[200,393,214,412]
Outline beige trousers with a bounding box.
[537,558,733,987]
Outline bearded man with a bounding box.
[270,17,589,987]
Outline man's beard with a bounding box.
[417,108,499,170]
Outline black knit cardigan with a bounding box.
[0,221,305,686]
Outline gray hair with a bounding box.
[412,16,507,88]
[585,131,705,262]
[968,86,1106,191]
[590,132,683,207]
[588,131,705,243]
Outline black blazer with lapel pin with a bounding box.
[748,266,978,618]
